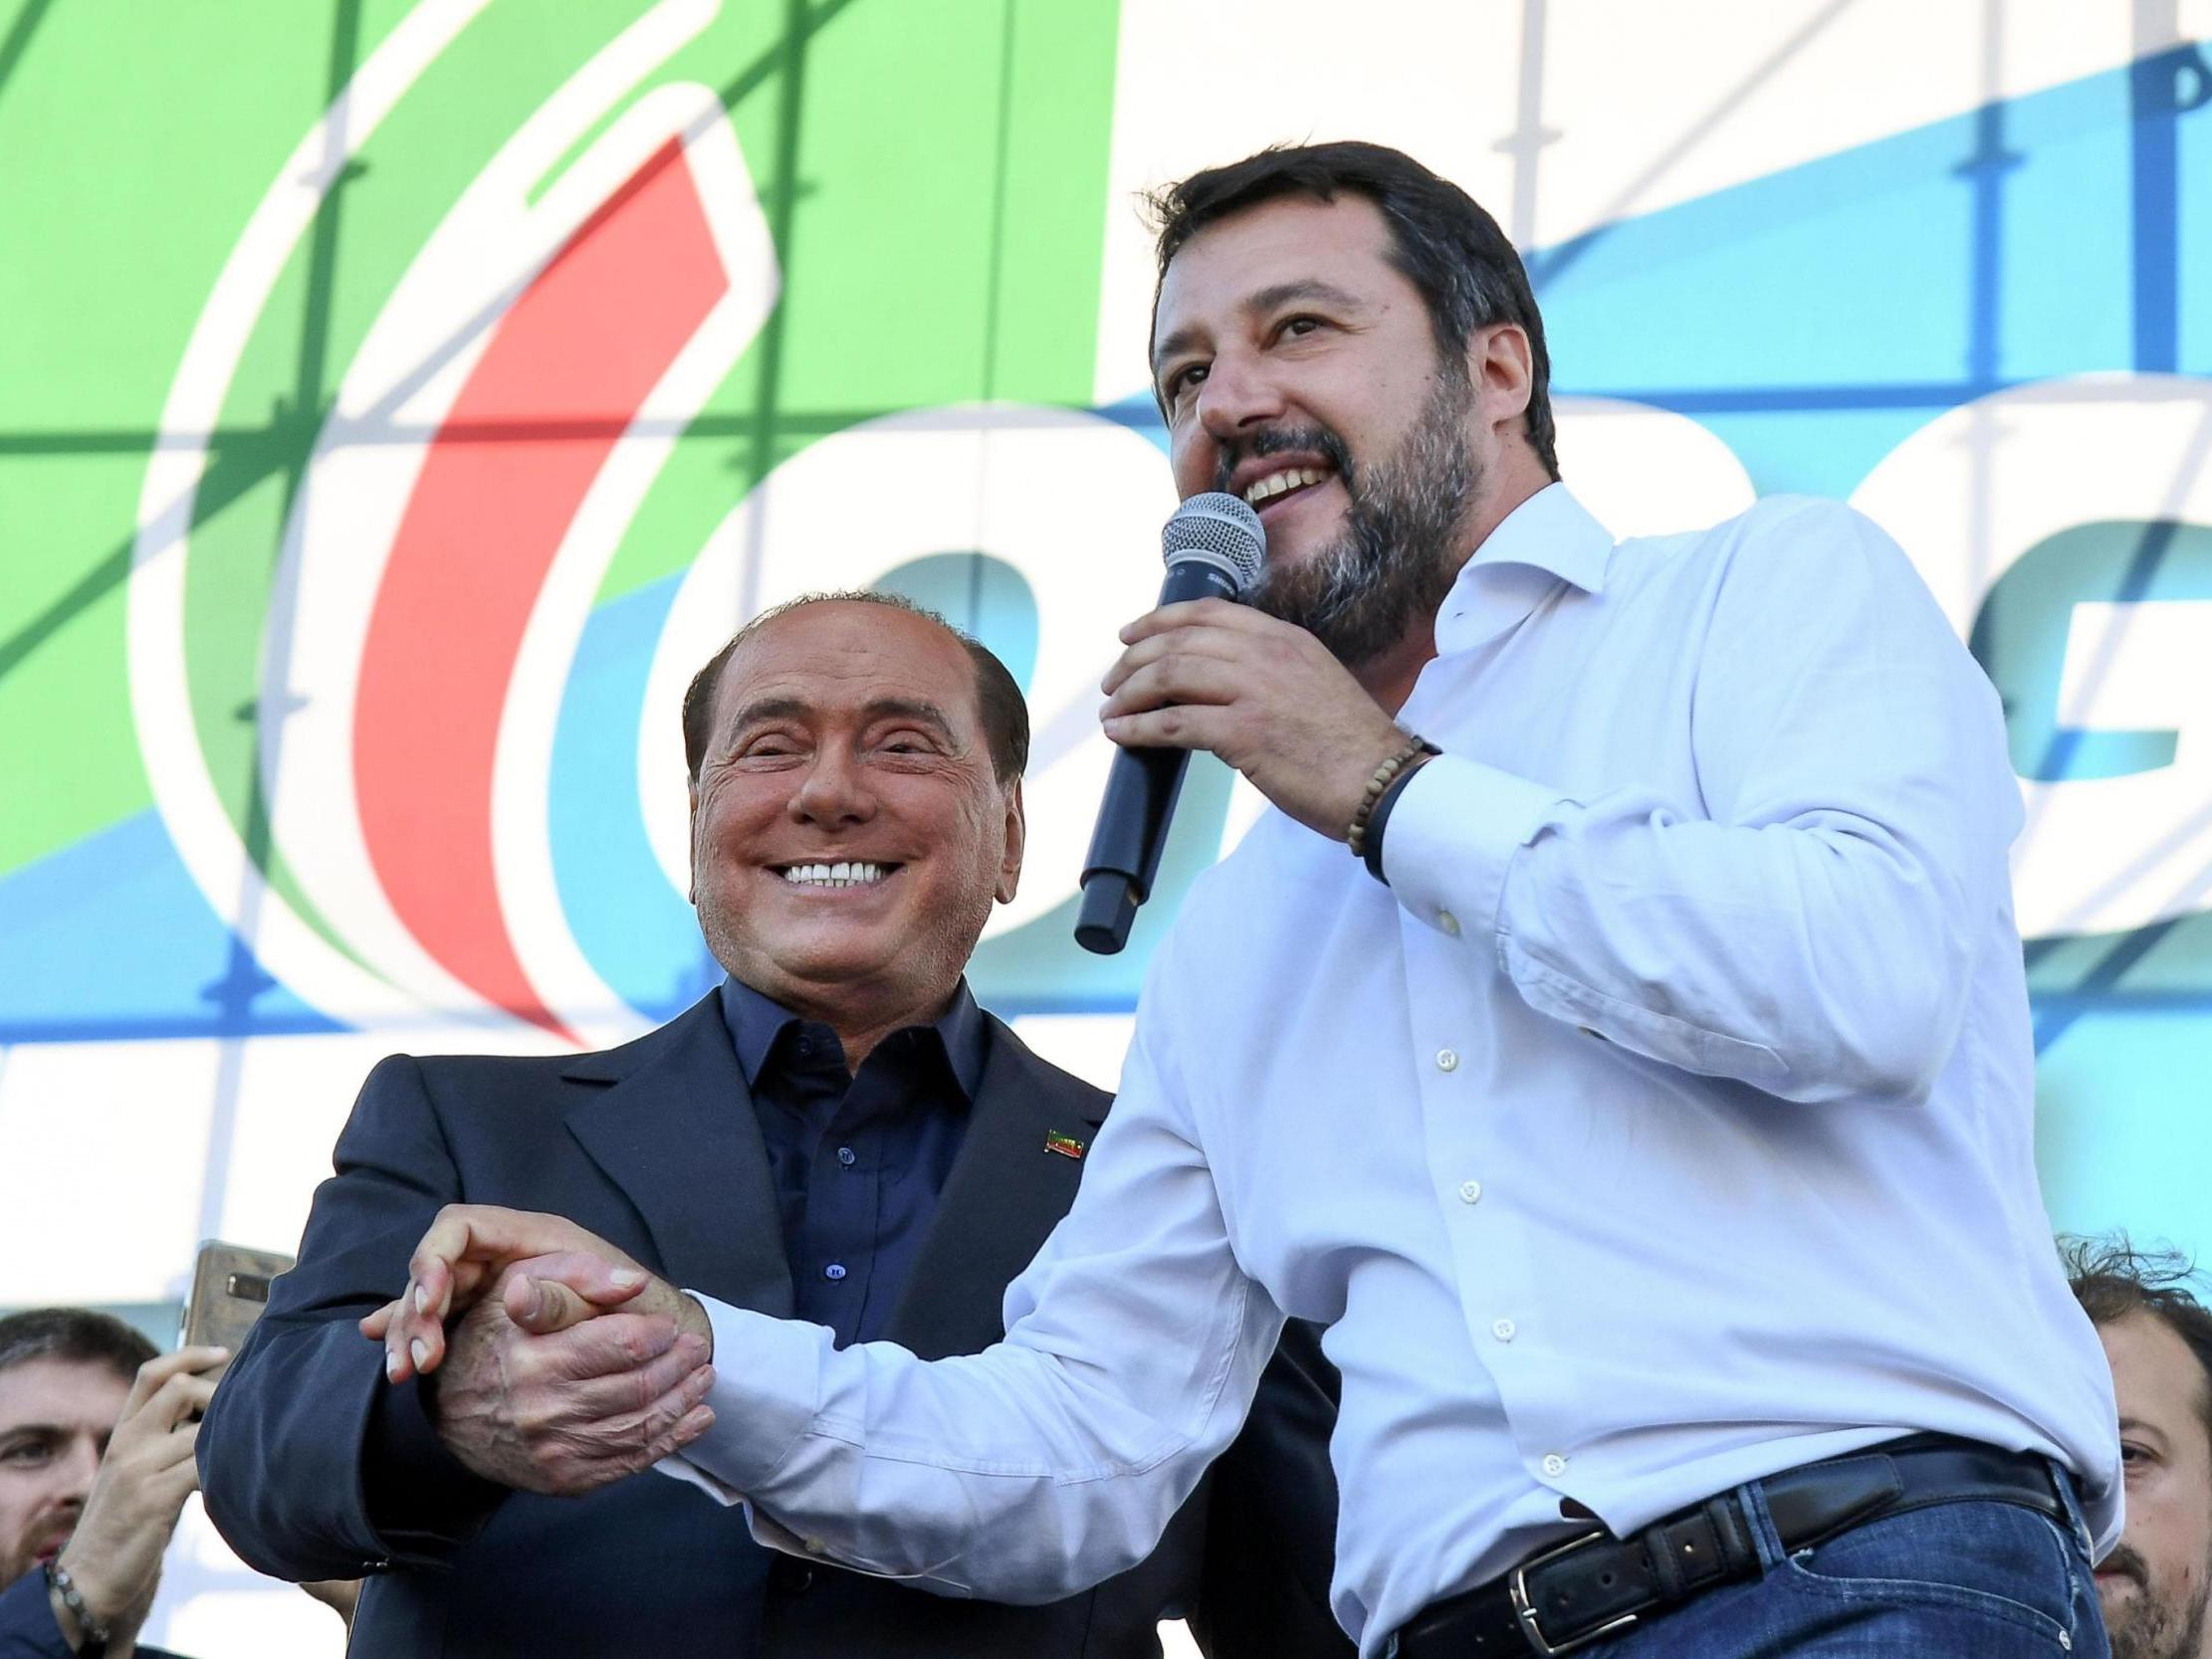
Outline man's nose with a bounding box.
[789,748,875,824]
[53,1438,101,1503]
[1195,351,1285,445]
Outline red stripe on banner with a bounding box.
[354,140,728,1036]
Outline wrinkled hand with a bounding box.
[360,1204,700,1382]
[53,1347,227,1645]
[417,1256,717,1497]
[1100,598,1411,838]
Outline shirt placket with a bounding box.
[1402,888,1581,1508]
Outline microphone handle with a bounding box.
[1074,556,1246,955]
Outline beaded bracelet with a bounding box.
[45,1559,110,1657]
[1346,734,1438,861]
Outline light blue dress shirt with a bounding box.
[667,485,2121,1657]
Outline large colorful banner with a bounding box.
[4,4,2210,1647]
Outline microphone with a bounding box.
[1074,493,1266,955]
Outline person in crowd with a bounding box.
[2071,1239,2212,1659]
[0,1310,215,1659]
[372,141,2119,1658]
[197,593,1348,1659]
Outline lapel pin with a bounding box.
[1043,1132,1087,1161]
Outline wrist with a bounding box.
[1360,746,1438,884]
[45,1555,114,1654]
[1346,733,1438,859]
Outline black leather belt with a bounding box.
[1388,1434,2074,1658]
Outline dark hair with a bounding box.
[1146,140,1560,481]
[0,1308,157,1389]
[681,590,1029,786]
[2065,1234,2212,1444]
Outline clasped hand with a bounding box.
[1100,598,1411,839]
[358,1206,717,1496]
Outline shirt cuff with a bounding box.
[1380,752,1568,939]
[653,1292,825,1506]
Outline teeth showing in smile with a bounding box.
[781,861,890,889]
[1243,466,1328,507]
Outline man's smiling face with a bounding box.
[1152,191,1451,561]
[1150,191,1486,670]
[687,601,1022,1043]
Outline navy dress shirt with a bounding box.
[716,977,986,1349]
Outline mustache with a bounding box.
[1212,424,1356,495]
[2101,1544,2148,1585]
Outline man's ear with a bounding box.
[685,778,700,906]
[1466,321,1533,429]
[995,778,1026,905]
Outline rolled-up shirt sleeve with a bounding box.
[660,995,1284,1602]
[1384,500,2014,1106]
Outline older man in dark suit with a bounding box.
[196,592,1346,1659]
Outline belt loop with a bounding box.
[1734,1477,1791,1572]
[2047,1458,2096,1560]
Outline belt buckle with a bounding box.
[1507,1533,1641,1657]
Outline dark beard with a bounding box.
[2104,1544,2212,1659]
[1228,366,1477,671]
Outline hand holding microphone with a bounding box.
[1079,493,1422,952]
[1075,494,1264,952]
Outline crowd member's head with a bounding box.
[2069,1238,2212,1659]
[679,591,1027,1061]
[0,1309,154,1593]
[1145,140,1556,673]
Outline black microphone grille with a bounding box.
[1160,492,1265,594]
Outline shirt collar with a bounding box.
[716,973,990,1100]
[1432,483,1616,657]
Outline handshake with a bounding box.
[358,1207,720,1497]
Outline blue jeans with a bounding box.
[1591,1473,2108,1658]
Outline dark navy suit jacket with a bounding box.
[0,1570,187,1659]
[195,993,1347,1659]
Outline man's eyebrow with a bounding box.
[1150,279,1369,377]
[863,697,955,737]
[726,696,956,736]
[726,696,808,731]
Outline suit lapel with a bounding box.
[886,1017,1110,1359]
[563,996,794,1317]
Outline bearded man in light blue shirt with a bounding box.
[370,140,2121,1659]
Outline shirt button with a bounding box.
[836,1145,857,1166]
[1436,1048,1459,1072]
[1437,910,1460,936]
[822,1263,847,1281]
[1491,1318,1516,1343]
[1458,1179,1483,1204]
[1542,1453,1569,1478]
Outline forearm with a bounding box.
[198,1056,501,1575]
[1387,757,1982,1102]
[1385,506,2014,1105]
[675,1286,1280,1600]
[201,1311,501,1577]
